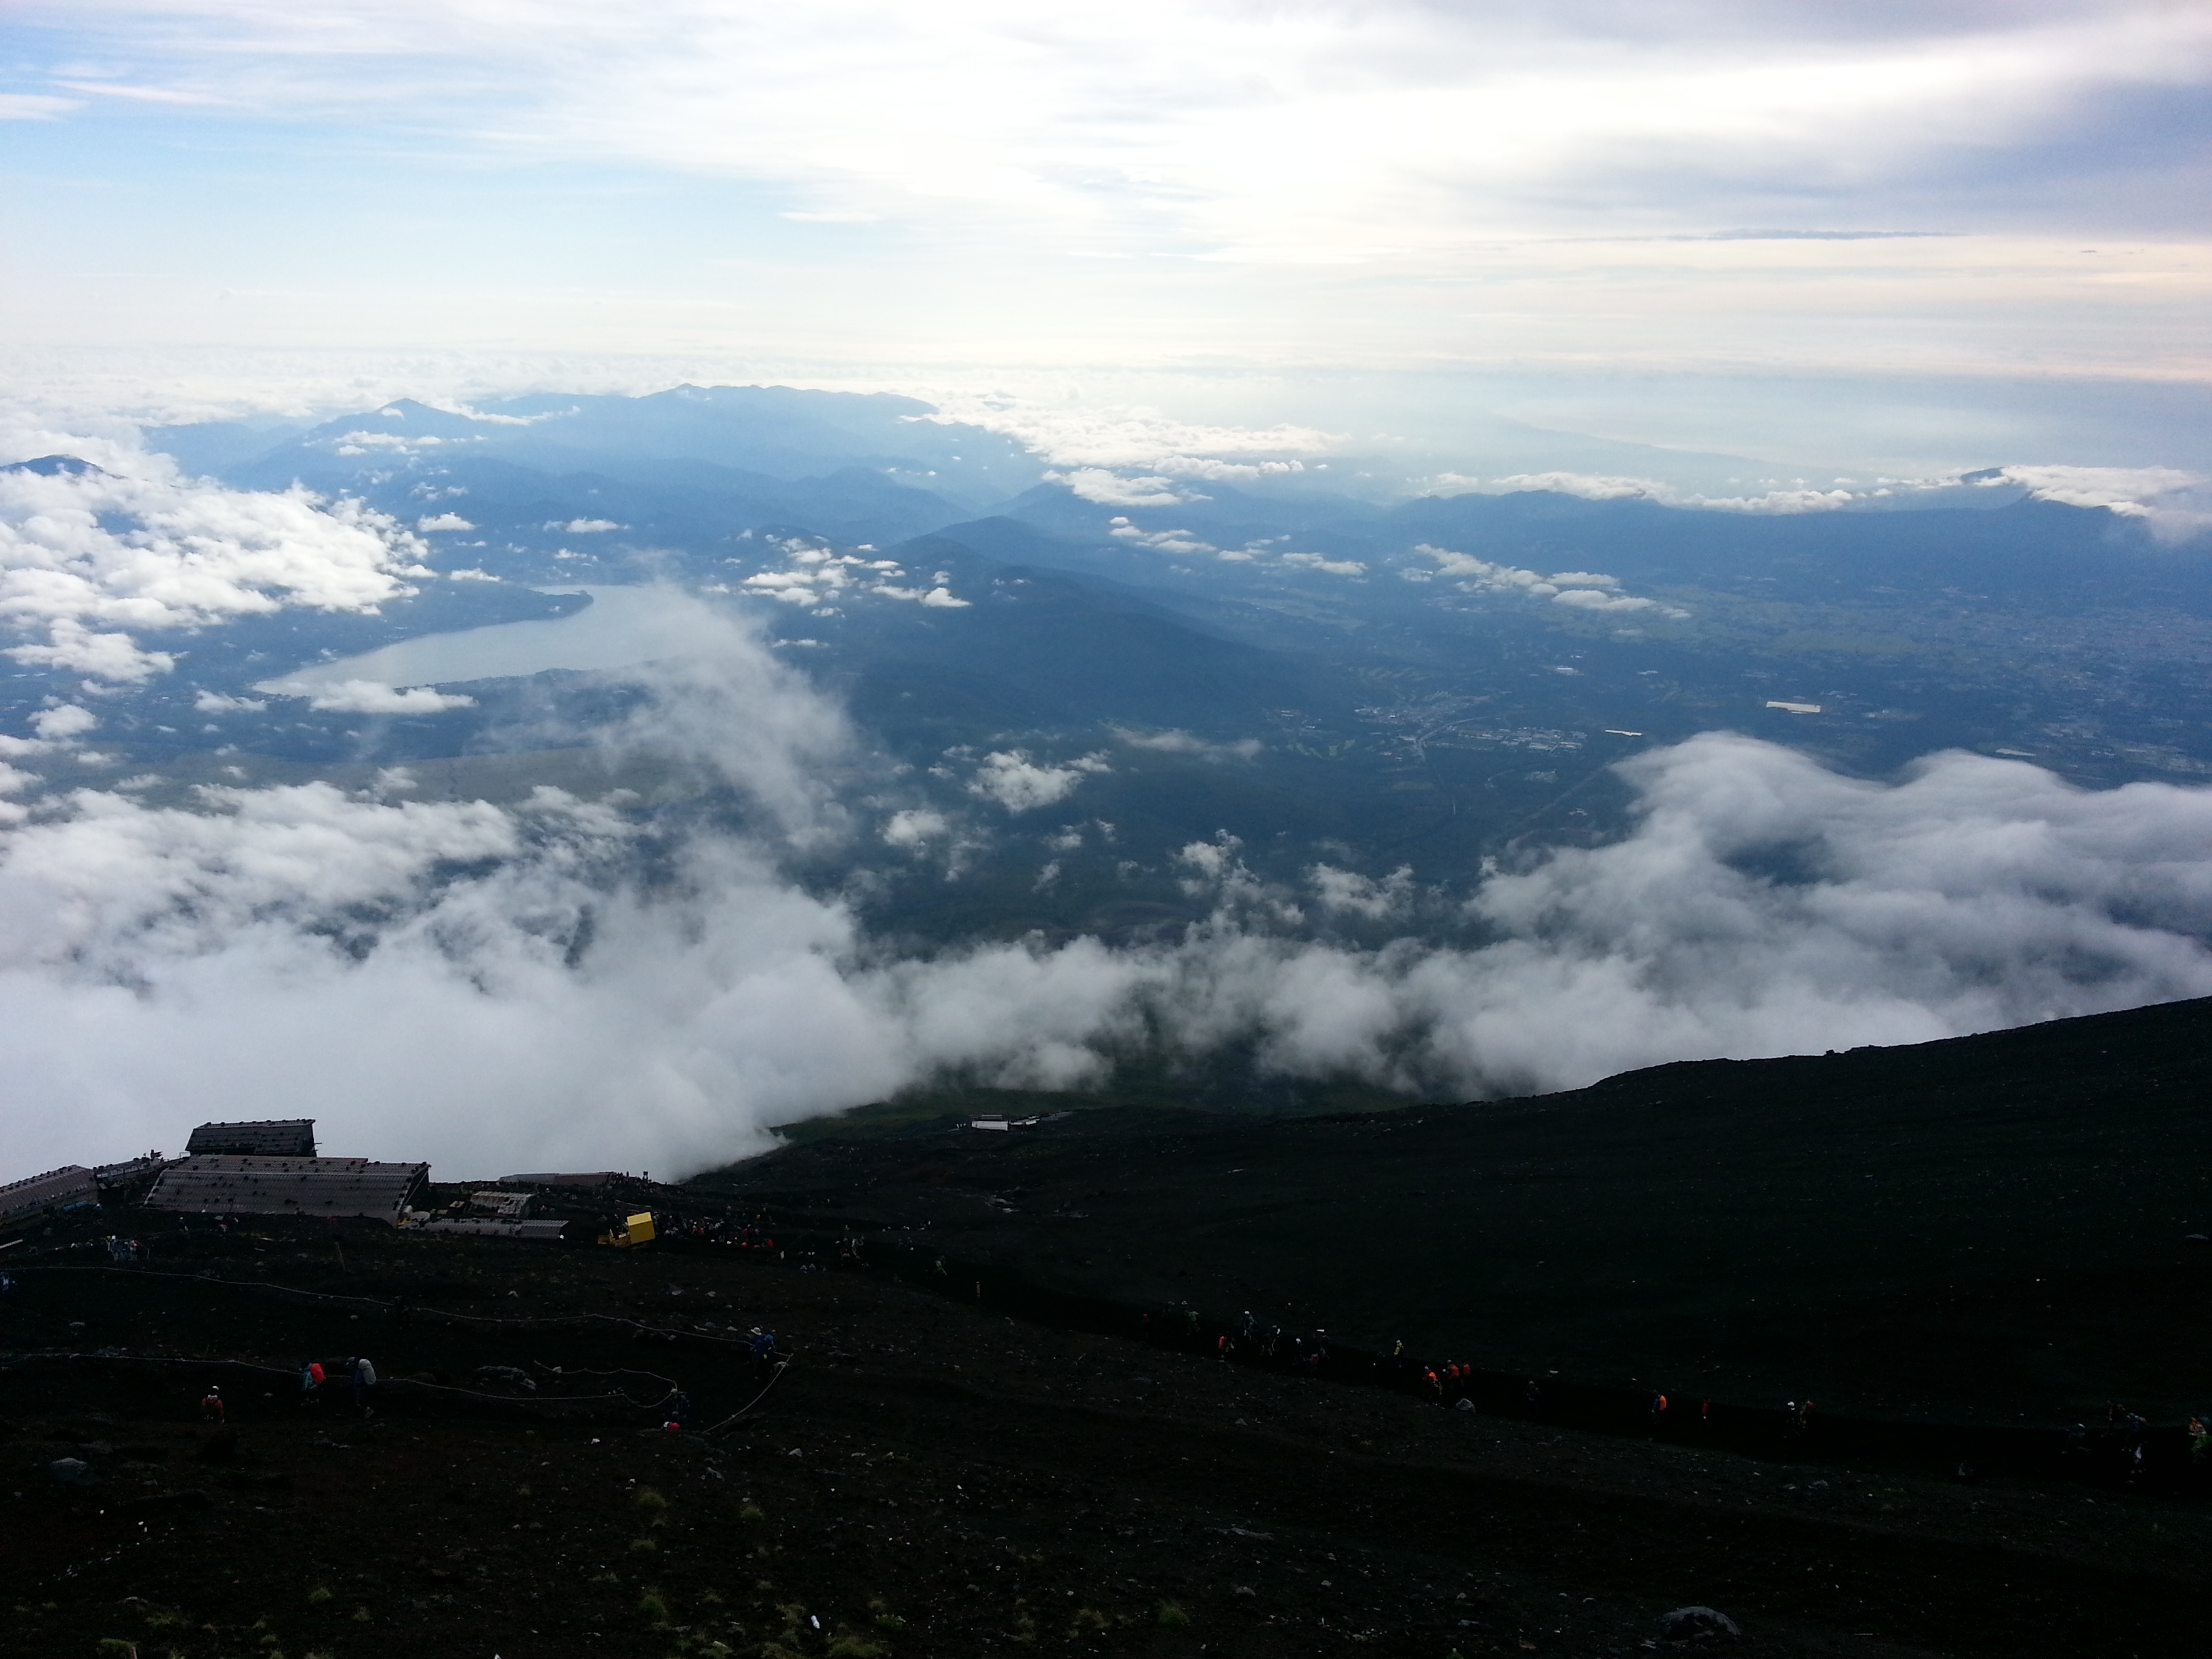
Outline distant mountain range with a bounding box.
[0,382,2182,937]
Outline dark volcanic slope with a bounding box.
[698,997,2212,1425]
[5,1222,2206,1659]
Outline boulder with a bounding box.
[1660,1605,1740,1641]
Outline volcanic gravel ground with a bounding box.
[698,995,2212,1425]
[3,1226,2207,1659]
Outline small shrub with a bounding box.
[628,1537,659,1554]
[738,1503,766,1523]
[350,1607,371,1622]
[638,1591,671,1622]
[825,1638,886,1659]
[872,1613,908,1632]
[1155,1601,1190,1629]
[305,1587,332,1606]
[1069,1606,1109,1637]
[96,1642,137,1658]
[633,1486,668,1510]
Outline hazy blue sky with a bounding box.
[4,1,2209,468]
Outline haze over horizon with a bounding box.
[6,1,2211,469]
[3,3,2211,1183]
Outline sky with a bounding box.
[4,1,2211,469]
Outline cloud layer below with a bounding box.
[8,598,2212,1183]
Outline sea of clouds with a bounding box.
[8,594,2212,1181]
[8,411,2212,1183]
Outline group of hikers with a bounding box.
[2060,1403,2212,1482]
[200,1357,377,1425]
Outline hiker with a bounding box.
[2189,1416,2209,1463]
[201,1386,225,1424]
[1650,1391,1668,1428]
[351,1355,377,1417]
[300,1359,325,1405]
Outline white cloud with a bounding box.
[1172,834,1244,884]
[417,512,476,531]
[0,449,429,683]
[1430,471,1864,514]
[1427,464,2212,540]
[1413,542,1678,615]
[967,749,1111,812]
[882,808,949,847]
[1980,464,2212,541]
[304,680,477,714]
[1107,518,1218,554]
[1551,586,1659,613]
[31,703,98,741]
[328,429,457,455]
[0,94,81,121]
[1048,468,1200,508]
[1113,728,1262,762]
[1308,863,1414,921]
[1280,552,1367,576]
[548,518,624,533]
[1151,455,1307,482]
[1985,463,2199,508]
[739,537,968,610]
[872,583,970,608]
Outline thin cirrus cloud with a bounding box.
[25,3,2211,237]
[6,3,2209,378]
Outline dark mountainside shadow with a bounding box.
[697,994,2212,1428]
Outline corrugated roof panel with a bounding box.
[144,1155,426,1222]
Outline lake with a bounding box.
[257,586,724,694]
